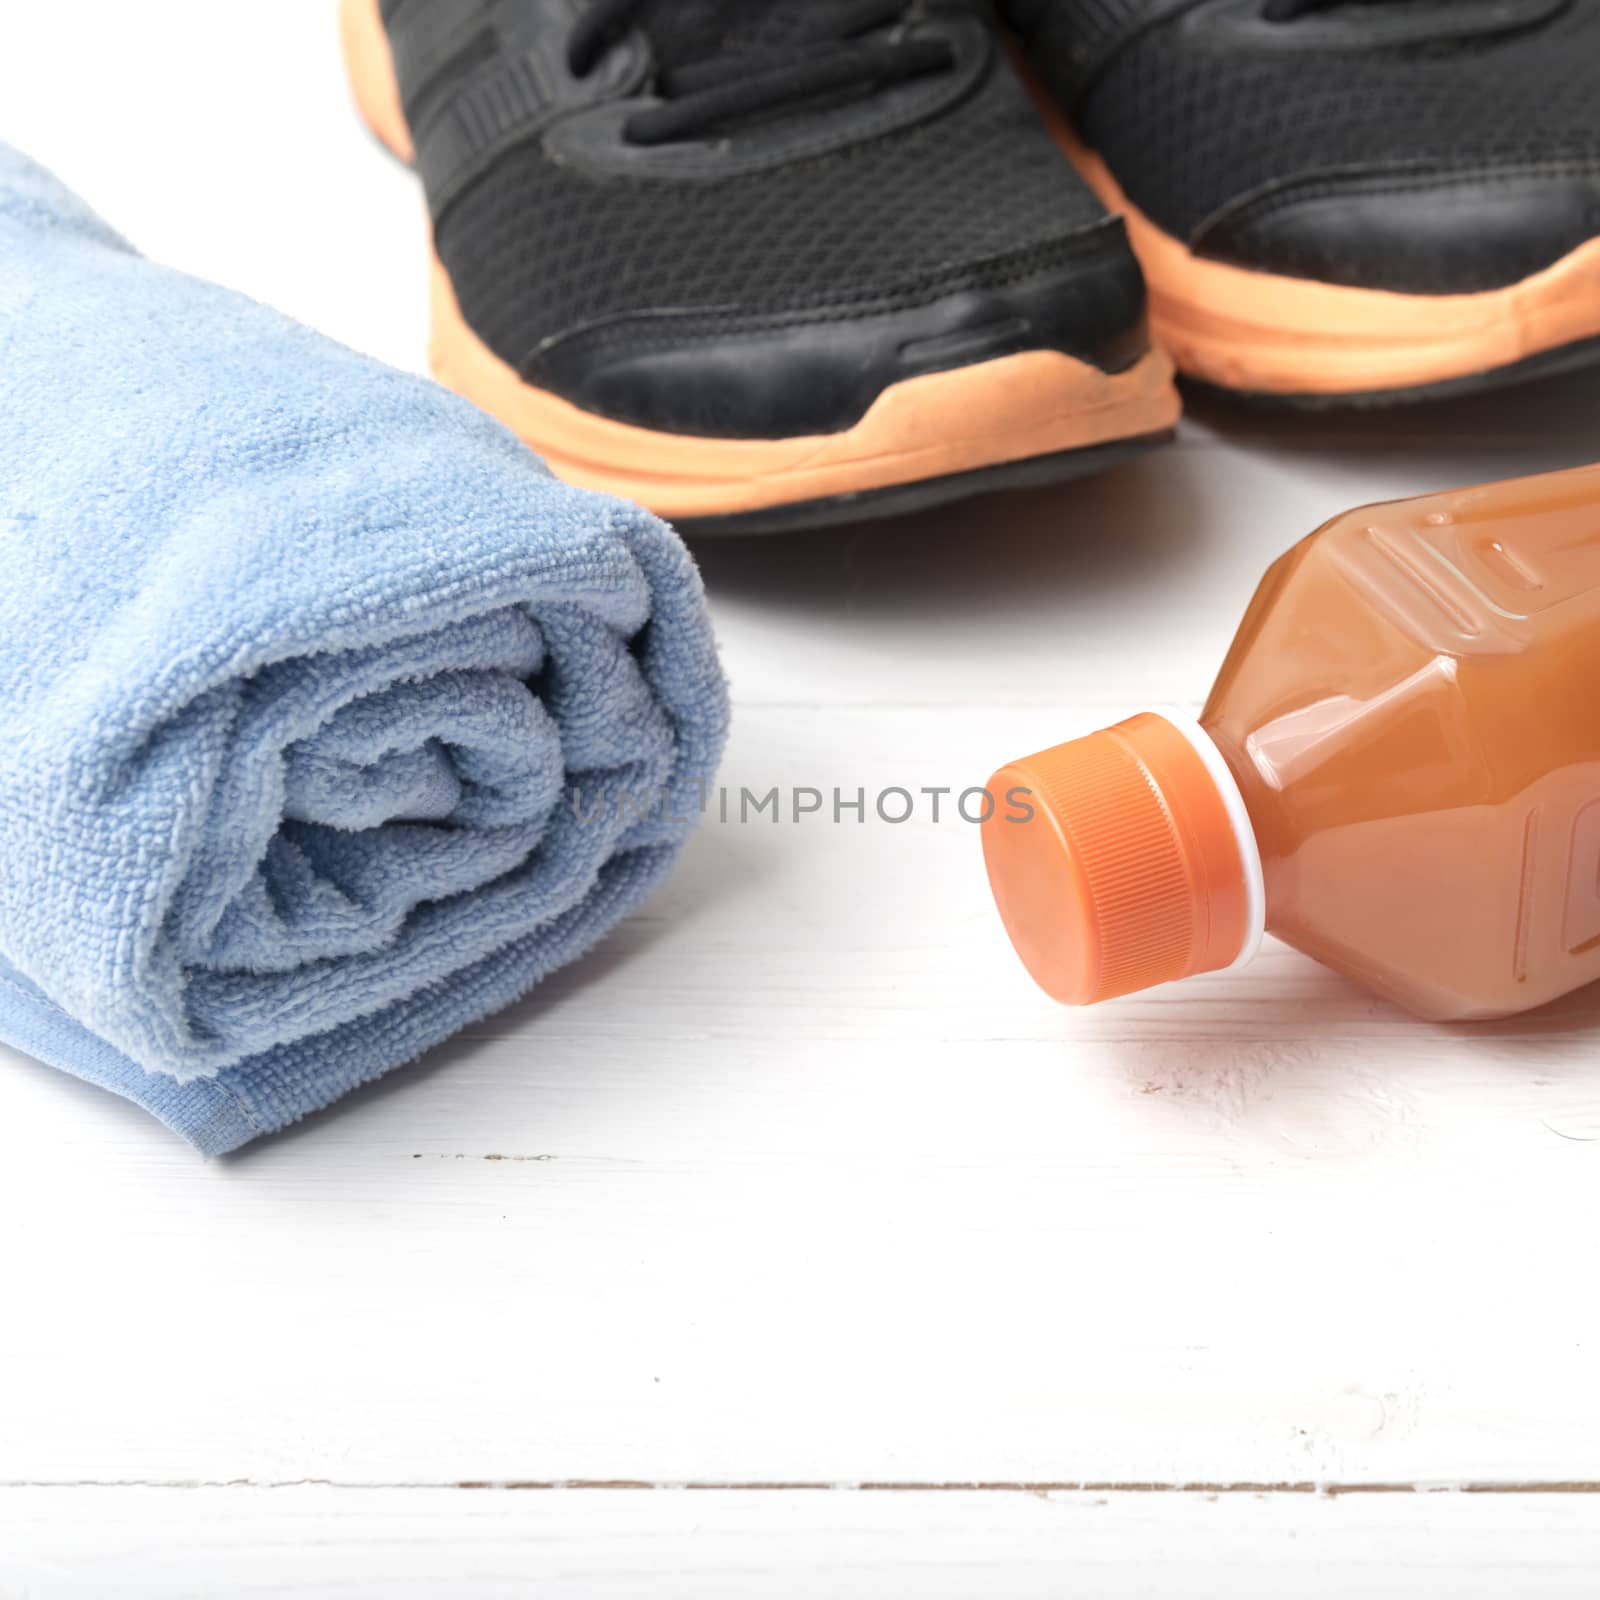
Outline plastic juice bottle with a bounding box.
[982,463,1600,1022]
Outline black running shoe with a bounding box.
[1007,0,1600,407]
[341,0,1179,532]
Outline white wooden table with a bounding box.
[5,7,1600,1593]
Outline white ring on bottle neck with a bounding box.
[1146,707,1266,970]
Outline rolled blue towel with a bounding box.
[0,146,729,1156]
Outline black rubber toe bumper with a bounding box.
[519,219,1150,439]
[1193,165,1600,295]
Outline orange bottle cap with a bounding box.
[982,712,1263,1005]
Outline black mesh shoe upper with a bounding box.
[1009,0,1600,294]
[380,0,1151,437]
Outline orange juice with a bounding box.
[983,463,1600,1020]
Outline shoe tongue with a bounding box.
[633,0,854,71]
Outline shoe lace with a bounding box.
[1262,0,1420,15]
[567,0,957,146]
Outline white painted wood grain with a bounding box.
[6,1488,1600,1599]
[4,714,1600,1492]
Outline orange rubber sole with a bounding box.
[338,0,1181,525]
[1046,115,1600,401]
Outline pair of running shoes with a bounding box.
[345,0,1600,533]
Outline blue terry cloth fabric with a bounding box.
[0,145,730,1156]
